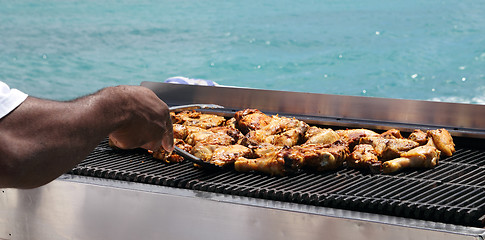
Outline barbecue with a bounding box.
[2,82,485,240]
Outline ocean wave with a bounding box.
[428,96,485,105]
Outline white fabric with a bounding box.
[0,81,28,119]
[165,76,219,86]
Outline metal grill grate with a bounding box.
[69,138,485,227]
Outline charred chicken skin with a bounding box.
[173,124,188,140]
[237,109,309,148]
[236,140,349,176]
[185,127,237,146]
[380,129,403,139]
[191,143,253,167]
[359,137,419,160]
[408,129,428,145]
[252,143,284,158]
[347,144,380,171]
[209,126,245,144]
[235,150,287,176]
[172,110,226,129]
[234,109,273,134]
[282,140,349,171]
[224,117,237,129]
[336,129,379,149]
[235,143,289,176]
[235,109,308,136]
[243,120,308,147]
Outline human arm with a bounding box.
[0,85,173,189]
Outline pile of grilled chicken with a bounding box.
[150,109,455,176]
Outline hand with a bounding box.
[108,86,174,152]
[0,85,174,188]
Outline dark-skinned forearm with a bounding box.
[0,87,128,188]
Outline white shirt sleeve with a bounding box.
[0,81,28,119]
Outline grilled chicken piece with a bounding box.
[185,127,237,146]
[242,130,271,146]
[242,115,309,147]
[172,110,226,129]
[234,143,287,175]
[224,117,237,129]
[347,144,380,171]
[304,126,340,145]
[173,124,188,140]
[209,126,245,144]
[252,143,284,158]
[170,112,179,123]
[235,108,308,136]
[336,129,380,148]
[255,115,307,136]
[427,129,455,157]
[401,145,441,167]
[426,136,437,147]
[359,137,420,160]
[244,122,308,147]
[152,139,192,163]
[191,143,253,167]
[271,126,308,146]
[185,127,214,145]
[211,145,253,166]
[190,144,218,163]
[380,129,403,139]
[409,129,428,145]
[234,109,273,134]
[382,145,441,173]
[235,152,287,176]
[281,140,349,171]
[267,115,309,132]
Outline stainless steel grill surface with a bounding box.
[65,82,485,230]
[70,131,485,227]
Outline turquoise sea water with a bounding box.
[1,0,484,103]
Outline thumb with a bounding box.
[161,134,174,152]
[140,139,163,152]
[161,119,174,152]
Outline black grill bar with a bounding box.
[69,138,485,227]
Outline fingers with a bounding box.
[140,139,163,152]
[107,85,174,152]
[108,131,142,150]
[142,116,174,152]
[161,117,174,152]
[161,133,174,152]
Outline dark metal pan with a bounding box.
[169,104,224,112]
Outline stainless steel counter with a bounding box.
[1,175,484,240]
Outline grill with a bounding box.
[70,131,485,227]
[3,82,485,240]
